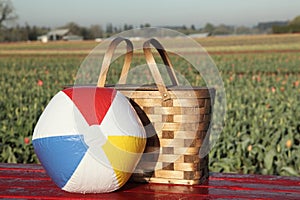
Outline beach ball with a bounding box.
[32,87,146,193]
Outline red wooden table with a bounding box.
[0,163,299,199]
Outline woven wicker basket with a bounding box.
[98,37,215,185]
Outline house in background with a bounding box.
[37,29,83,42]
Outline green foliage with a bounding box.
[288,15,300,26]
[209,53,300,176]
[0,55,82,163]
[273,15,300,34]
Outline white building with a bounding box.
[37,29,83,42]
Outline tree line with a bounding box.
[3,21,295,42]
[0,22,152,42]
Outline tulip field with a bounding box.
[0,34,299,176]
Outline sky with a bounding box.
[10,0,300,28]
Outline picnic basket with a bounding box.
[97,37,215,185]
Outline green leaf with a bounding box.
[264,149,276,171]
[280,167,299,176]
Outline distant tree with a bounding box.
[60,22,81,35]
[27,25,49,41]
[124,24,134,31]
[213,24,234,35]
[203,23,215,33]
[113,26,119,33]
[235,26,252,35]
[0,0,17,28]
[191,24,196,30]
[272,25,291,34]
[257,21,288,33]
[272,15,300,34]
[289,15,300,26]
[106,23,113,35]
[3,25,27,41]
[288,15,300,33]
[140,23,151,28]
[80,26,89,39]
[89,24,103,38]
[124,24,129,31]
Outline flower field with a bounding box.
[0,34,299,176]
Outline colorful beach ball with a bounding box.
[32,87,146,193]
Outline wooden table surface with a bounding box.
[0,163,299,199]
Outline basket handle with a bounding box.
[97,37,133,87]
[143,38,179,101]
